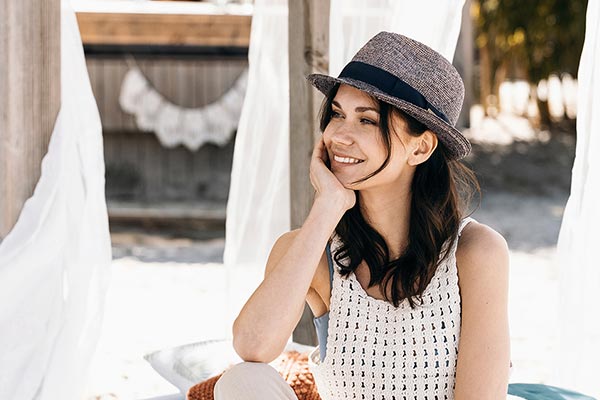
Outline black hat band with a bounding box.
[339,61,450,124]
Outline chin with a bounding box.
[340,178,361,190]
[331,171,355,187]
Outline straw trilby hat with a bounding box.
[307,31,471,160]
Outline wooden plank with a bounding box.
[178,60,195,108]
[107,200,226,234]
[189,61,200,108]
[0,0,61,238]
[118,58,138,131]
[87,59,106,126]
[165,61,191,199]
[200,61,210,105]
[139,70,155,202]
[289,0,330,347]
[102,59,125,131]
[76,11,251,47]
[206,61,222,103]
[107,201,226,221]
[148,61,168,200]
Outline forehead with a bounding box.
[333,84,379,109]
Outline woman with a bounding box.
[216,32,511,399]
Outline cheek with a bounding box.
[321,122,337,143]
[321,130,333,156]
[321,128,332,145]
[371,140,405,172]
[384,148,413,179]
[370,128,390,151]
[367,135,390,162]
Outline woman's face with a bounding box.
[322,84,416,190]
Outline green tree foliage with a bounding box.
[474,0,587,120]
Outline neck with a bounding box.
[357,179,412,260]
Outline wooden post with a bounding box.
[454,0,474,128]
[288,0,330,346]
[0,0,61,239]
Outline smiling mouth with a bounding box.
[333,154,364,164]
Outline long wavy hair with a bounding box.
[320,84,481,308]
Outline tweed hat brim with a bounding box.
[307,74,471,160]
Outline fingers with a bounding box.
[309,137,329,191]
[312,136,329,165]
[311,135,323,158]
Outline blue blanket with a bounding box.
[508,384,596,400]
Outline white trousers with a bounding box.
[213,362,299,400]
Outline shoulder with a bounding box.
[274,229,302,246]
[457,220,509,269]
[453,220,512,396]
[455,220,509,293]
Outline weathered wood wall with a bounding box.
[86,55,246,204]
[0,0,61,239]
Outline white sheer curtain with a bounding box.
[329,0,465,75]
[224,0,465,266]
[556,0,600,397]
[222,0,290,334]
[224,0,290,269]
[0,2,111,399]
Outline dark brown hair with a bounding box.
[320,84,480,308]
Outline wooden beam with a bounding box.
[454,0,474,128]
[74,2,252,47]
[0,0,61,239]
[289,0,330,346]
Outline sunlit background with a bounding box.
[2,0,592,399]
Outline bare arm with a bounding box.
[232,201,343,362]
[232,137,355,363]
[454,222,511,399]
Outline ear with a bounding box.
[407,131,438,166]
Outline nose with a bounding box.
[326,122,354,146]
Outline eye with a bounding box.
[360,118,377,125]
[331,110,344,119]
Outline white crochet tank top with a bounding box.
[308,217,475,400]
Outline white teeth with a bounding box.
[334,155,363,164]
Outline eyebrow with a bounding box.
[332,100,380,114]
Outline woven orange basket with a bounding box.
[186,350,321,400]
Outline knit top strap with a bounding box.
[458,216,475,237]
[325,241,334,294]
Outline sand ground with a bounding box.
[85,115,577,399]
